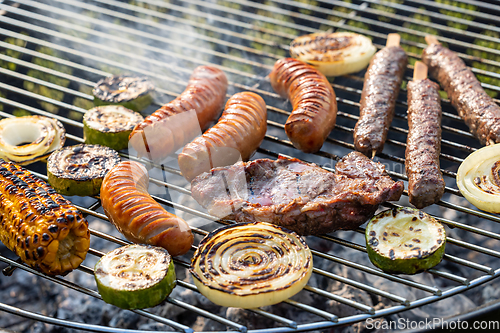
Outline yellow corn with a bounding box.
[0,160,90,275]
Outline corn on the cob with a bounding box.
[0,160,90,275]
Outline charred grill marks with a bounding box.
[191,152,403,235]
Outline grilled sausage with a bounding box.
[406,78,445,208]
[178,92,267,182]
[354,46,407,156]
[422,43,500,146]
[100,161,194,256]
[129,66,228,162]
[269,58,337,153]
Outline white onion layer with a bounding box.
[457,143,500,213]
[190,221,312,309]
[0,116,66,164]
[290,32,376,77]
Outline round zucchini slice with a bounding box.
[93,75,154,112]
[83,105,144,151]
[95,244,176,310]
[366,207,446,275]
[47,144,120,196]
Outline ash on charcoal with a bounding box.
[109,310,140,328]
[226,307,275,330]
[137,322,175,331]
[191,315,226,332]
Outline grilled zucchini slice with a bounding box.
[83,105,144,151]
[95,244,176,310]
[47,144,120,196]
[366,208,446,275]
[93,75,154,112]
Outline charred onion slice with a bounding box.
[290,32,376,77]
[190,222,313,309]
[457,144,500,213]
[95,244,176,309]
[93,75,154,112]
[366,208,446,275]
[83,105,144,151]
[0,116,65,165]
[47,144,120,196]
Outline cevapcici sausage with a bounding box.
[354,45,407,157]
[269,58,337,153]
[178,92,267,182]
[129,66,228,161]
[405,64,445,209]
[100,161,194,256]
[422,42,500,146]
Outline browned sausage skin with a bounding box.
[354,46,407,156]
[422,43,500,146]
[269,58,337,153]
[178,92,267,182]
[129,66,228,162]
[406,77,445,208]
[100,161,194,256]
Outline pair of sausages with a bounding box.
[269,58,338,153]
[352,34,444,208]
[129,66,228,162]
[178,92,267,182]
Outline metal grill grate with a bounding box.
[1,0,500,331]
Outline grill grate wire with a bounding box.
[1,0,500,331]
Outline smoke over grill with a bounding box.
[1,0,500,332]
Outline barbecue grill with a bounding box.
[1,0,500,332]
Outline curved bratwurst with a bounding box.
[129,66,228,161]
[178,92,267,182]
[101,161,194,257]
[269,58,337,153]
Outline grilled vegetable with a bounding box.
[366,208,446,275]
[47,144,120,197]
[83,105,144,151]
[0,160,90,275]
[190,222,313,308]
[290,32,376,77]
[0,116,65,165]
[93,75,154,112]
[457,144,500,213]
[94,244,176,309]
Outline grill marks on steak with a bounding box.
[191,151,404,235]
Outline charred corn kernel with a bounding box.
[0,160,90,275]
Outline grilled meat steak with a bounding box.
[422,43,500,146]
[191,151,404,235]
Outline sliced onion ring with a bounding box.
[290,32,376,77]
[0,116,66,165]
[457,144,500,213]
[190,221,313,309]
